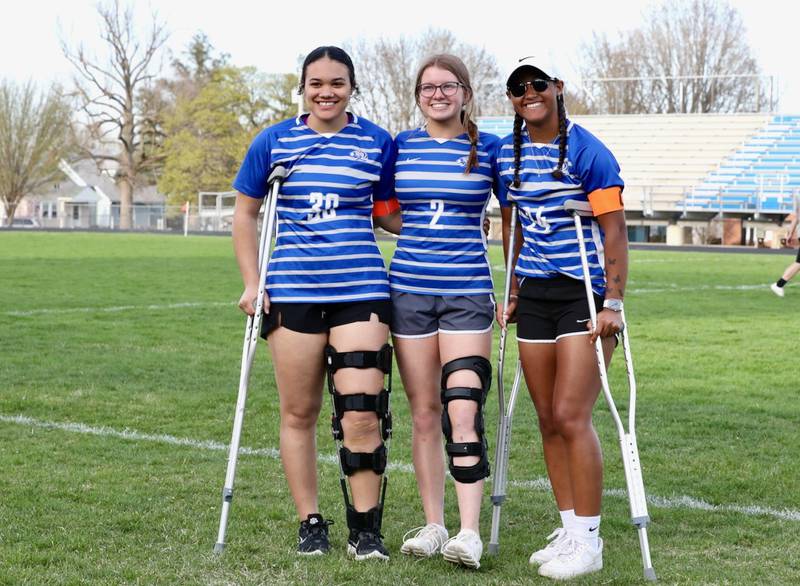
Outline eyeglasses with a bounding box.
[417,82,464,98]
[507,79,551,98]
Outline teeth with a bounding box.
[525,103,543,109]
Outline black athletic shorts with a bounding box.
[795,247,800,263]
[516,274,603,343]
[260,299,392,338]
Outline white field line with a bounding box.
[2,413,798,523]
[5,280,788,318]
[4,301,235,317]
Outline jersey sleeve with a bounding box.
[492,139,511,207]
[577,142,624,216]
[372,132,399,216]
[232,129,272,198]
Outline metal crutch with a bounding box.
[214,165,287,554]
[488,203,524,555]
[564,199,656,581]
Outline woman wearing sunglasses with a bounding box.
[380,54,500,570]
[495,56,628,580]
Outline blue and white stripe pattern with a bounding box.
[495,121,623,296]
[233,114,396,303]
[389,129,500,295]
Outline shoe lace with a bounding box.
[402,524,442,543]
[553,536,589,561]
[544,527,568,548]
[305,518,333,539]
[440,529,477,552]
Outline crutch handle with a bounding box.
[268,165,288,185]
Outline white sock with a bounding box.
[572,514,601,550]
[559,508,577,531]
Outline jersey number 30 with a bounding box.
[308,192,339,221]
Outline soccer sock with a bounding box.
[559,508,576,530]
[777,278,788,287]
[572,514,601,550]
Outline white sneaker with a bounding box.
[538,536,603,580]
[529,527,571,566]
[400,523,448,557]
[771,283,785,297]
[441,528,482,569]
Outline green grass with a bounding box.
[1,231,799,585]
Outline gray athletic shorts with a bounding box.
[391,291,495,338]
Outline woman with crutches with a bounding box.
[495,56,628,580]
[382,54,500,570]
[232,46,399,560]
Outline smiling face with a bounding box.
[417,65,469,130]
[303,57,352,132]
[507,67,563,139]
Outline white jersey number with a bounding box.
[429,199,445,228]
[308,192,339,221]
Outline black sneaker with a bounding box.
[347,530,390,561]
[297,514,332,555]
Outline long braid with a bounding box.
[464,118,479,173]
[461,98,479,173]
[552,94,567,180]
[512,113,523,188]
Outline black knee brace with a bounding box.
[325,343,393,532]
[440,355,491,484]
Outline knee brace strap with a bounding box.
[340,444,387,476]
[440,355,491,394]
[330,390,393,442]
[326,344,393,374]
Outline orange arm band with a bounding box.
[372,198,400,217]
[588,187,624,216]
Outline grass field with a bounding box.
[1,231,799,585]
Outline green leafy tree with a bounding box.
[0,80,74,224]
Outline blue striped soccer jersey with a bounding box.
[495,121,624,296]
[233,113,397,303]
[390,128,501,296]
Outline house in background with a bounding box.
[12,159,166,230]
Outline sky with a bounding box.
[1,0,797,113]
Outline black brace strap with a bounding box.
[340,445,388,476]
[346,503,383,534]
[441,355,491,393]
[326,344,393,374]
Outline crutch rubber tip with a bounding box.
[213,543,225,554]
[644,568,657,581]
[488,543,499,555]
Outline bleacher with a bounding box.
[478,113,771,220]
[683,114,800,218]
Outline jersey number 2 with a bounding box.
[429,199,444,227]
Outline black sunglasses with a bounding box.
[507,79,551,97]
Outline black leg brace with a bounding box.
[441,355,492,484]
[325,343,393,535]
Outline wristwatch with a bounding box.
[602,298,624,312]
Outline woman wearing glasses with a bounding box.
[495,56,628,580]
[383,54,500,570]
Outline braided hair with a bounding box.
[552,93,567,180]
[512,113,524,188]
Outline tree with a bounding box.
[345,29,504,135]
[0,81,74,225]
[577,0,764,114]
[62,0,169,229]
